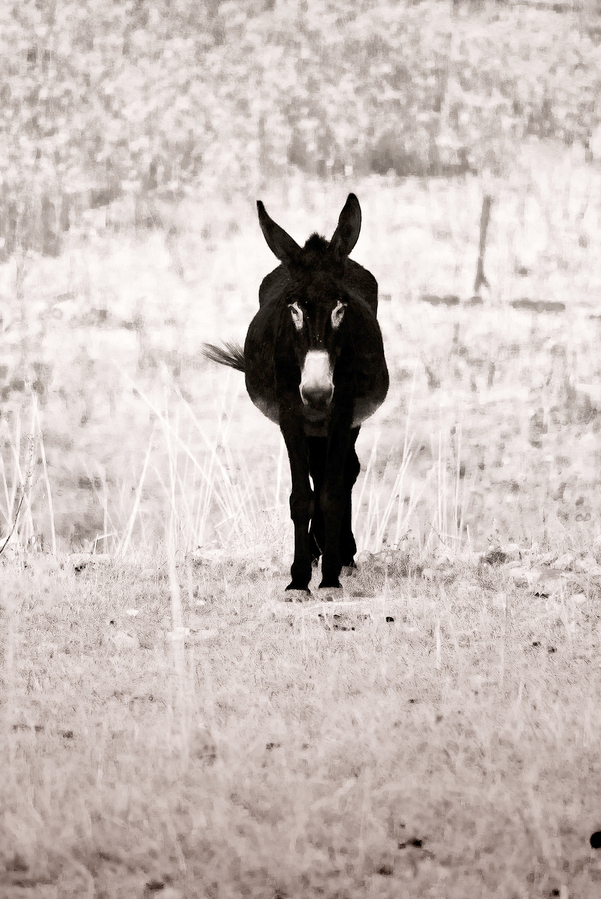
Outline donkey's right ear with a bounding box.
[330,193,362,261]
[257,201,302,270]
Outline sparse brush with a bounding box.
[355,375,426,555]
[428,424,468,555]
[115,366,291,556]
[0,394,56,556]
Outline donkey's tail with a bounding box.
[202,341,245,372]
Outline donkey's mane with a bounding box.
[297,232,339,275]
[303,232,328,252]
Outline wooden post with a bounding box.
[473,193,492,296]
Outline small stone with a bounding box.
[109,630,139,650]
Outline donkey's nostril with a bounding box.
[301,384,334,408]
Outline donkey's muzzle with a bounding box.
[300,350,334,410]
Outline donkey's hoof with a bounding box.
[319,586,344,603]
[285,584,311,601]
[319,577,342,590]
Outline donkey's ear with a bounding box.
[330,193,361,260]
[257,201,302,269]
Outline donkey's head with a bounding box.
[257,194,362,412]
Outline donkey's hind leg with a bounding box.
[340,428,360,567]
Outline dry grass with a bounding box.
[1,550,601,898]
[3,145,601,552]
[2,145,601,896]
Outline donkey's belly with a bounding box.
[247,372,386,432]
[250,394,384,431]
[352,394,386,427]
[250,394,280,425]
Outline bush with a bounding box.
[1,0,601,256]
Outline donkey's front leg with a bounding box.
[280,418,313,592]
[319,413,356,589]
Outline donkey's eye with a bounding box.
[331,301,346,330]
[289,302,304,331]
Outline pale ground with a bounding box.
[1,548,601,898]
[1,144,601,896]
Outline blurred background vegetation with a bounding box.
[2,0,601,258]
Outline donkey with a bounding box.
[204,194,388,593]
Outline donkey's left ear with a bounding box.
[330,193,361,261]
[257,200,302,270]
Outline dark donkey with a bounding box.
[204,194,388,592]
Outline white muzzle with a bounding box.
[299,350,334,408]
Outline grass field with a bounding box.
[1,548,601,898]
[2,140,601,897]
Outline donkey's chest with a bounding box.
[249,391,382,434]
